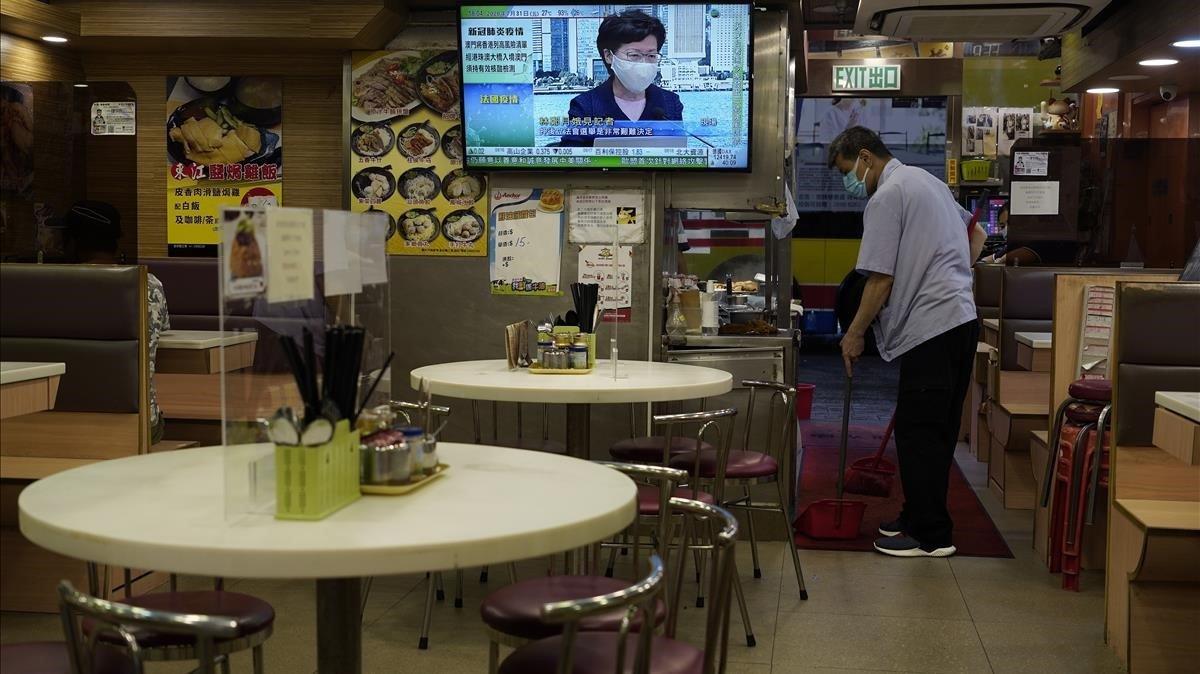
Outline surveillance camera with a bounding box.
[1160,85,1178,101]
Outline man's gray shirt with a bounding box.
[855,159,976,361]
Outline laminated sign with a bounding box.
[489,188,564,296]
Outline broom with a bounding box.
[842,411,897,497]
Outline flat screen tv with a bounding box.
[459,3,753,171]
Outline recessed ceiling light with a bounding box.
[73,83,89,88]
[1087,87,1120,94]
[1171,39,1200,48]
[41,35,68,43]
[1139,58,1179,66]
[1110,74,1149,81]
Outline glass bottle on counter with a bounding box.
[666,289,688,338]
[569,335,589,369]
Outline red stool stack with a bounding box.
[1042,379,1112,591]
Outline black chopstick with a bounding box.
[354,351,394,424]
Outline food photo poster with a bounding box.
[167,76,284,256]
[349,49,488,257]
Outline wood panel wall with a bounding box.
[0,33,82,82]
[82,53,344,258]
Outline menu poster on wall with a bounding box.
[578,245,633,323]
[0,83,33,197]
[489,188,564,296]
[962,106,998,158]
[167,76,284,256]
[568,190,645,244]
[349,50,487,257]
[90,102,136,136]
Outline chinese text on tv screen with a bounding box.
[460,4,752,170]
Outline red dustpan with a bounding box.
[795,374,866,540]
[843,412,897,497]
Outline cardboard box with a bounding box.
[1153,406,1200,465]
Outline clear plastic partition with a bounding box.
[219,207,390,519]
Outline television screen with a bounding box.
[459,3,753,170]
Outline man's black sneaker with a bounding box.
[873,535,956,558]
[878,517,905,537]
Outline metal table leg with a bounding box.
[316,577,362,674]
[565,404,591,459]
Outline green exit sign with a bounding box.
[833,64,902,91]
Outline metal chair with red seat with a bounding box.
[11,579,254,674]
[480,462,684,674]
[1041,379,1113,591]
[497,497,741,674]
[76,570,274,673]
[609,403,716,464]
[669,380,809,600]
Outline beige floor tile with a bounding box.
[674,604,776,665]
[771,613,991,673]
[777,572,969,621]
[974,620,1123,674]
[954,570,1106,625]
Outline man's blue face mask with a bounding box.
[843,157,870,199]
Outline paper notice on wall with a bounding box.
[489,188,564,296]
[962,106,998,158]
[568,189,645,244]
[90,101,136,136]
[1012,151,1049,176]
[578,245,633,323]
[1010,181,1060,215]
[221,207,267,299]
[322,210,363,297]
[998,108,1033,157]
[360,210,389,285]
[265,207,314,304]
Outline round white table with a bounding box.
[410,359,734,456]
[19,442,636,673]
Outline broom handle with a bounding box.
[836,374,853,500]
[871,411,896,470]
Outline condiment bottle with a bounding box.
[401,426,425,476]
[569,335,589,369]
[536,322,554,362]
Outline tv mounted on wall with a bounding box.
[459,3,753,171]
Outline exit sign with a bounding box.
[833,64,901,91]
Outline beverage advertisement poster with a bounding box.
[489,187,564,296]
[568,189,645,244]
[349,50,488,257]
[221,207,267,299]
[167,76,284,256]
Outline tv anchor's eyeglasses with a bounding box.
[614,50,662,64]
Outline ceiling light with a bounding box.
[1110,74,1149,81]
[1171,39,1200,48]
[1139,58,1179,66]
[1087,87,1120,94]
[41,35,68,43]
[73,83,88,88]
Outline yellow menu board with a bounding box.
[166,76,284,256]
[349,50,487,257]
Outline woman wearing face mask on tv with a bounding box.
[560,10,683,147]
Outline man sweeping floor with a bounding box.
[829,126,986,558]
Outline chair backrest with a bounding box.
[666,497,739,674]
[58,581,239,674]
[739,380,794,462]
[973,263,1003,320]
[1112,281,1200,446]
[389,399,451,437]
[654,407,737,494]
[597,462,688,566]
[539,554,666,674]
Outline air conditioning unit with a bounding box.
[855,0,1111,40]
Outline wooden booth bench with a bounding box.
[0,264,170,612]
[1104,280,1200,673]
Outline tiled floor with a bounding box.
[0,444,1123,673]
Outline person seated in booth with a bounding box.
[63,201,172,444]
[560,10,683,147]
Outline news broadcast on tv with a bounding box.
[459,3,752,170]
